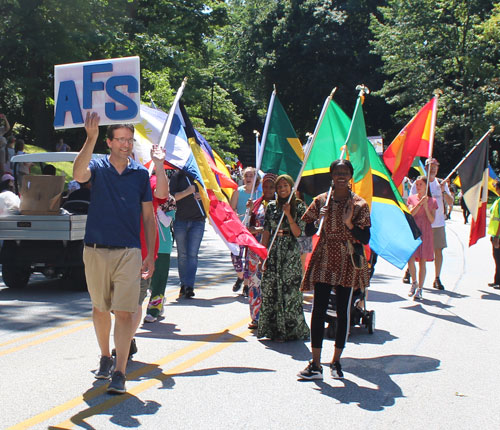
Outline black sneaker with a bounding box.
[107,371,126,394]
[297,361,323,380]
[185,287,195,298]
[112,338,138,360]
[179,285,186,298]
[433,278,445,290]
[330,361,344,379]
[95,355,114,379]
[242,285,249,298]
[402,269,411,284]
[232,278,243,292]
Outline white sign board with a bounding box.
[368,135,384,155]
[54,56,140,130]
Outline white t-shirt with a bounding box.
[410,178,452,228]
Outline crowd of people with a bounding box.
[1,113,493,394]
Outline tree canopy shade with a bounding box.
[0,0,497,170]
[370,0,499,169]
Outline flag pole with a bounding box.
[443,126,495,182]
[251,85,276,198]
[315,85,367,237]
[263,87,337,265]
[156,77,188,147]
[254,130,261,167]
[425,89,441,192]
[242,87,276,226]
[315,145,346,236]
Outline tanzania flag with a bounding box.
[260,96,304,180]
[383,97,437,186]
[299,98,421,269]
[458,136,489,246]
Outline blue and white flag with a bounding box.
[134,104,204,185]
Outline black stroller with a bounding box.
[325,287,375,339]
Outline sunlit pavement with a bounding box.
[1,210,499,429]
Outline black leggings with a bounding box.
[492,238,500,285]
[311,283,353,350]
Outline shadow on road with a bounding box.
[137,324,249,344]
[307,354,440,411]
[348,328,398,345]
[366,289,406,304]
[51,365,273,429]
[402,302,478,328]
[478,289,500,301]
[258,338,311,361]
[0,280,91,332]
[170,293,247,308]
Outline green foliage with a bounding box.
[370,0,499,169]
[0,0,498,171]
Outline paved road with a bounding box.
[1,210,499,429]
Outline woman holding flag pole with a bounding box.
[297,158,371,380]
[255,88,336,342]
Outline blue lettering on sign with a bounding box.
[83,63,113,109]
[53,80,84,127]
[54,60,139,127]
[105,75,139,120]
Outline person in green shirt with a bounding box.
[488,181,500,289]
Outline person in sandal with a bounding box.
[298,160,371,380]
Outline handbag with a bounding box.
[346,241,367,270]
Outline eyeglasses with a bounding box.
[113,137,136,145]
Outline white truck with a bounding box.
[0,152,101,289]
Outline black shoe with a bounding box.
[179,285,186,298]
[297,361,323,380]
[402,269,411,284]
[433,278,445,290]
[185,287,195,298]
[111,338,138,360]
[107,371,126,394]
[242,285,249,298]
[330,361,344,379]
[95,355,114,379]
[488,282,497,287]
[494,285,500,290]
[232,278,243,292]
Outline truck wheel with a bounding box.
[2,265,31,289]
[67,266,87,291]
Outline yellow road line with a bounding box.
[0,272,234,356]
[0,317,91,348]
[57,326,253,430]
[0,322,93,358]
[8,317,250,430]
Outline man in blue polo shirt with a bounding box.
[73,112,156,394]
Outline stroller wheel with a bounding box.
[367,310,375,334]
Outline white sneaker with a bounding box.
[143,314,156,323]
[159,297,166,317]
[413,288,423,301]
[408,282,418,297]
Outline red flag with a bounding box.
[207,190,268,259]
[383,97,437,186]
[458,137,489,246]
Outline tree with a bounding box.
[370,0,499,170]
[219,0,391,164]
